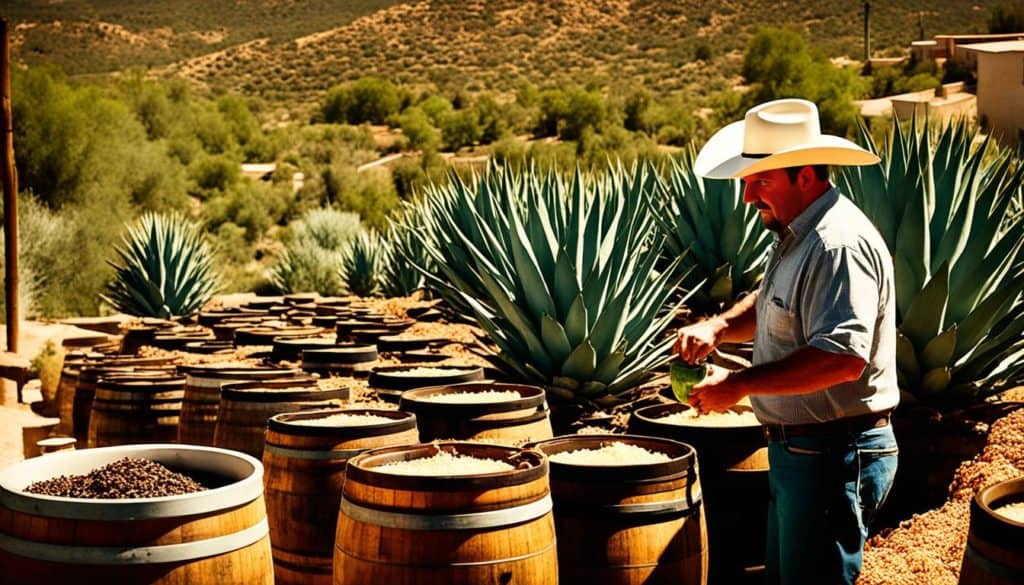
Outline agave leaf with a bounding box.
[921,367,951,394]
[896,326,921,380]
[540,314,573,365]
[900,261,949,350]
[920,325,957,372]
[561,338,597,379]
[953,275,1024,361]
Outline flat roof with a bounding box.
[964,40,1024,53]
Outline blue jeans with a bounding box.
[766,425,898,585]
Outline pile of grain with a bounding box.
[421,390,520,403]
[24,458,207,499]
[374,451,514,475]
[292,413,394,427]
[994,501,1024,522]
[317,377,350,391]
[137,345,264,366]
[238,385,315,393]
[859,408,1024,585]
[657,407,760,427]
[388,367,473,377]
[548,442,671,465]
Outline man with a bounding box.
[675,98,899,585]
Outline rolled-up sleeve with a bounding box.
[799,244,878,363]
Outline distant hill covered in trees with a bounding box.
[3,0,999,108]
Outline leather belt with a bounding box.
[762,410,892,441]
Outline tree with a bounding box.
[988,2,1024,33]
[394,107,442,151]
[740,28,865,136]
[320,77,402,125]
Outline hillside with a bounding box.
[160,0,995,104]
[2,0,406,75]
[4,0,997,107]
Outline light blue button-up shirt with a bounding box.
[750,187,900,425]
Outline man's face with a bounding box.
[741,169,799,232]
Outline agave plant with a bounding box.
[837,118,1024,405]
[340,230,386,297]
[403,163,689,404]
[380,205,435,297]
[103,212,220,318]
[650,150,773,315]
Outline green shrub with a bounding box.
[473,95,510,143]
[695,43,713,61]
[268,245,345,296]
[203,180,292,242]
[320,77,403,125]
[265,207,361,295]
[394,107,442,151]
[189,153,241,195]
[440,109,482,150]
[300,207,363,250]
[417,94,455,126]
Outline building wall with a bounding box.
[891,95,976,123]
[976,52,1024,148]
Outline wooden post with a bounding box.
[0,19,17,354]
[863,2,871,63]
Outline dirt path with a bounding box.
[0,320,120,470]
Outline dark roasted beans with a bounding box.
[24,457,207,498]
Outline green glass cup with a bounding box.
[669,362,708,403]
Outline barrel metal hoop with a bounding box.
[555,486,702,519]
[264,444,366,461]
[0,518,268,565]
[965,541,1024,582]
[341,495,553,531]
[271,551,332,574]
[336,539,555,567]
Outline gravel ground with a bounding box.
[858,406,1024,584]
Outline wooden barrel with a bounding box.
[234,326,321,347]
[54,358,89,438]
[300,344,378,376]
[399,382,553,446]
[959,477,1024,584]
[529,434,707,585]
[214,378,345,459]
[368,365,485,403]
[263,409,418,585]
[87,374,187,448]
[64,357,179,443]
[334,442,557,585]
[629,403,768,583]
[0,445,272,584]
[120,326,158,355]
[178,365,298,447]
[212,318,266,341]
[270,337,337,363]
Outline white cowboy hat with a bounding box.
[693,98,880,179]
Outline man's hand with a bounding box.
[689,365,747,414]
[674,317,726,364]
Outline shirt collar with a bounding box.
[777,186,840,242]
